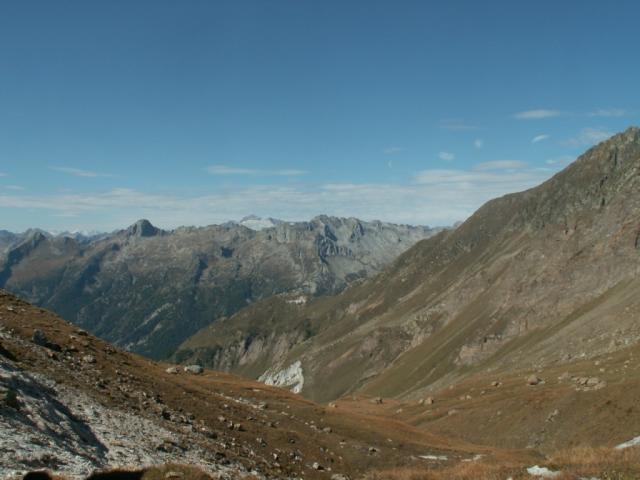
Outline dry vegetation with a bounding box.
[14,447,640,479]
[363,446,640,480]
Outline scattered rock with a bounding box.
[82,355,96,364]
[328,402,337,408]
[370,397,383,404]
[574,376,607,391]
[31,330,61,352]
[526,465,561,477]
[331,474,350,480]
[491,381,501,387]
[546,409,560,422]
[164,472,184,479]
[165,366,179,375]
[527,375,542,386]
[183,365,204,375]
[1,387,20,410]
[312,462,323,470]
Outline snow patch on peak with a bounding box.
[238,215,282,231]
[259,360,304,394]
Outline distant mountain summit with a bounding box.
[0,215,441,358]
[237,215,284,231]
[125,218,162,237]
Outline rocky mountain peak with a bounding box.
[126,219,160,237]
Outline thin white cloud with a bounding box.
[0,163,555,230]
[438,151,455,162]
[50,167,114,178]
[514,109,562,120]
[383,147,403,155]
[0,172,6,177]
[532,134,550,144]
[474,160,528,171]
[588,108,626,118]
[474,139,484,149]
[2,185,24,191]
[206,165,306,176]
[439,119,479,131]
[563,128,612,147]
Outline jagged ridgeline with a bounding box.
[176,127,640,402]
[0,216,439,358]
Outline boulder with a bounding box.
[527,375,542,386]
[31,329,61,351]
[183,365,204,374]
[165,366,179,375]
[82,355,97,364]
[1,387,20,410]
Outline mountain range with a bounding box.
[0,216,439,358]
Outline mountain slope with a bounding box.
[0,216,438,359]
[176,126,640,403]
[1,289,537,479]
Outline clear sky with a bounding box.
[1,1,639,232]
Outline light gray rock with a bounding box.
[183,365,203,374]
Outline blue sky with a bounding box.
[1,1,639,232]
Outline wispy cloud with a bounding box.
[532,134,550,144]
[0,172,6,177]
[206,165,306,176]
[474,139,484,149]
[0,162,556,230]
[563,128,612,147]
[383,147,403,155]
[474,160,528,171]
[438,151,455,162]
[439,119,479,131]
[514,109,562,120]
[50,167,114,178]
[588,108,626,118]
[2,185,24,191]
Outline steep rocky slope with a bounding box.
[176,127,640,403]
[0,217,438,359]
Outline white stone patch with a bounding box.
[286,295,307,305]
[419,454,448,461]
[259,360,304,394]
[615,435,640,449]
[527,465,561,477]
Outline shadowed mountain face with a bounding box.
[0,216,438,358]
[175,127,640,402]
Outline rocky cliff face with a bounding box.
[176,127,640,402]
[0,216,438,359]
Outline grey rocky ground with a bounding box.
[0,327,254,479]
